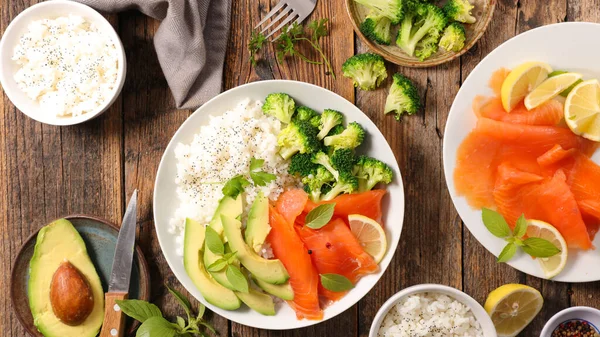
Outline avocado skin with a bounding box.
[29,219,105,337]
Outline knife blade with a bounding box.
[100,189,138,337]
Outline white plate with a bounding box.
[153,80,405,329]
[443,22,600,282]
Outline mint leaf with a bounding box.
[206,258,228,272]
[305,203,336,229]
[116,299,162,323]
[222,175,250,199]
[522,237,561,258]
[250,171,277,186]
[136,316,178,337]
[249,157,264,171]
[513,214,528,238]
[320,273,354,292]
[497,243,518,262]
[226,265,249,293]
[482,208,511,238]
[205,226,225,255]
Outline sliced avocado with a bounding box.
[203,242,239,290]
[235,288,276,316]
[208,195,243,236]
[253,276,294,301]
[28,219,104,337]
[245,192,271,253]
[184,218,241,310]
[221,214,289,285]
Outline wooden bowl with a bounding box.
[346,0,497,67]
[10,215,151,337]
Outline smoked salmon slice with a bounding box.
[276,189,309,226]
[267,205,323,320]
[304,190,386,223]
[296,218,379,302]
[475,96,564,126]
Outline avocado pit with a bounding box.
[49,261,94,326]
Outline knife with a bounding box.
[100,190,138,337]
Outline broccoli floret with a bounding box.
[443,0,476,24]
[316,109,344,140]
[302,167,335,202]
[323,122,365,150]
[415,33,440,61]
[385,73,421,120]
[439,22,466,52]
[262,93,296,124]
[359,12,393,45]
[342,53,388,92]
[277,120,320,159]
[353,156,393,192]
[396,3,447,58]
[289,153,318,177]
[354,0,404,24]
[311,151,340,180]
[321,172,359,201]
[330,148,356,173]
[327,124,345,137]
[294,106,318,122]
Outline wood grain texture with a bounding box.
[1,0,600,336]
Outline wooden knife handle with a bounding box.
[100,292,128,337]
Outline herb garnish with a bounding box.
[116,284,215,337]
[320,273,354,292]
[221,175,250,199]
[305,203,336,229]
[249,157,276,187]
[482,208,561,262]
[248,19,336,79]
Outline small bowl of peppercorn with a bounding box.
[541,307,600,337]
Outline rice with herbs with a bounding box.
[169,99,299,256]
[378,292,484,337]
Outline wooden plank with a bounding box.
[567,0,600,314]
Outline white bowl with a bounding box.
[540,307,600,337]
[369,284,497,337]
[0,0,126,125]
[153,80,405,329]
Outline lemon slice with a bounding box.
[526,219,568,279]
[524,72,582,110]
[565,79,600,142]
[348,214,387,263]
[501,61,553,112]
[484,284,544,337]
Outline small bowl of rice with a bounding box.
[370,284,497,337]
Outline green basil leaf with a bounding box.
[205,226,225,255]
[116,299,162,323]
[206,258,228,272]
[513,214,528,239]
[226,265,249,293]
[497,243,517,263]
[200,321,216,334]
[522,237,561,258]
[320,273,354,292]
[165,284,192,315]
[250,171,277,187]
[222,175,250,199]
[176,316,186,329]
[482,208,511,238]
[305,204,336,229]
[197,303,206,320]
[135,316,178,337]
[225,251,238,264]
[249,157,264,171]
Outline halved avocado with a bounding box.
[221,214,289,284]
[208,195,243,237]
[253,277,294,301]
[183,218,241,310]
[235,288,276,316]
[28,219,104,337]
[245,192,271,253]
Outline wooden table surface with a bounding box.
[2,0,600,336]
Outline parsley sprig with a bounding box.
[248,19,336,79]
[220,157,277,199]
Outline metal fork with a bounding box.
[254,0,318,39]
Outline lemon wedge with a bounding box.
[348,214,387,263]
[526,219,568,279]
[484,284,543,337]
[565,79,600,142]
[524,72,582,110]
[501,61,553,112]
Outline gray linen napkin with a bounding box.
[78,0,232,109]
